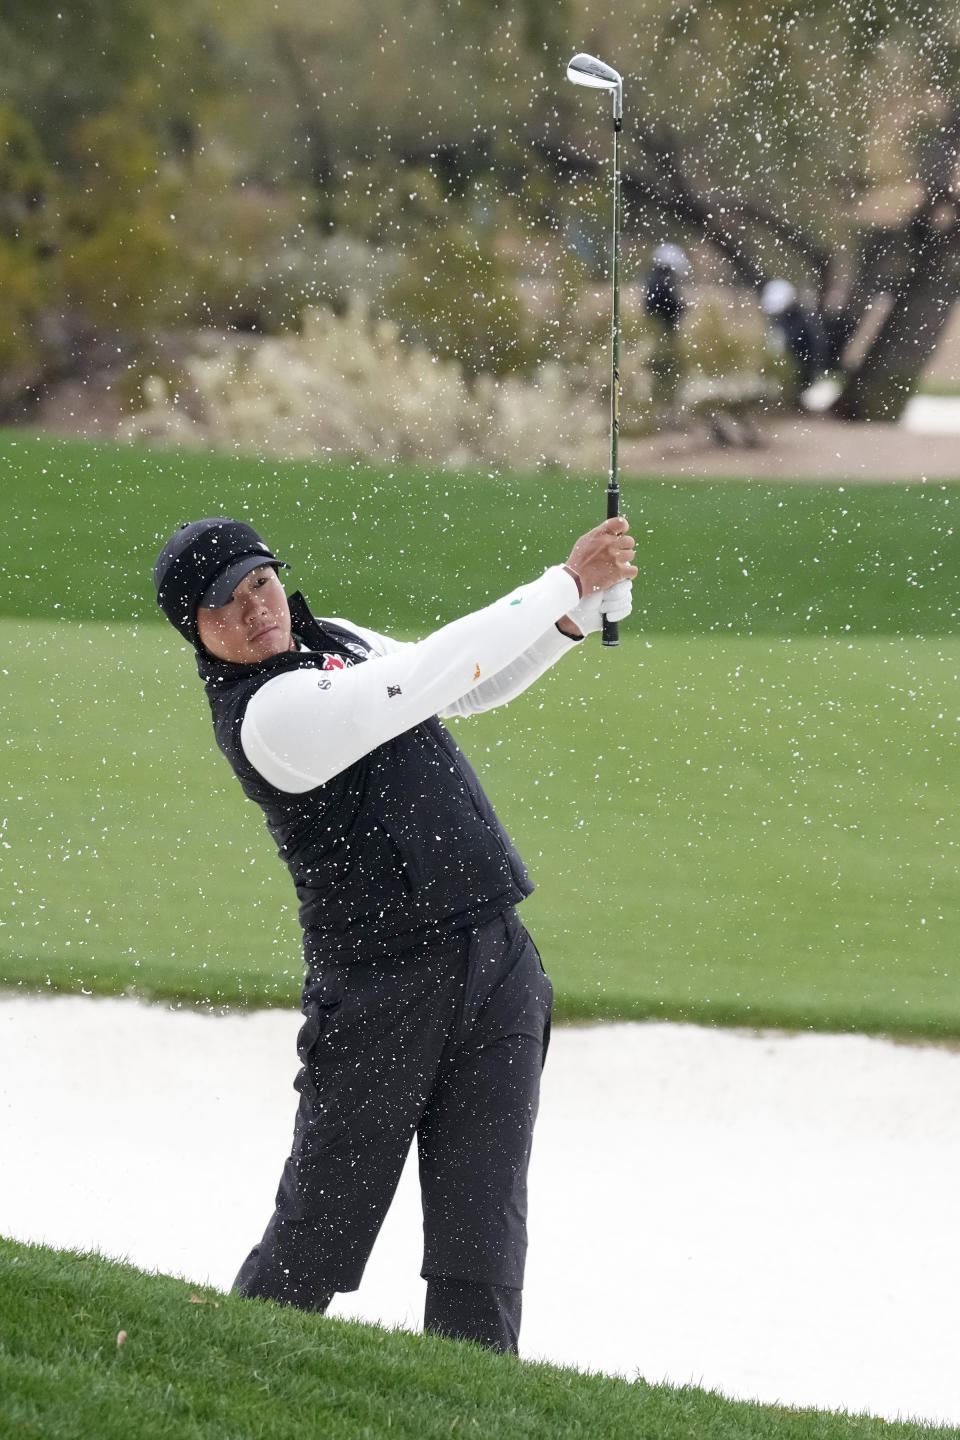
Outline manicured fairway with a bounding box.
[3,429,960,637]
[4,431,960,1033]
[1,1239,953,1440]
[5,616,959,1035]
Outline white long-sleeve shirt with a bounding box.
[240,565,581,794]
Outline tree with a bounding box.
[0,0,298,418]
[547,0,960,420]
[2,0,957,422]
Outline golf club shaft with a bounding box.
[603,113,622,648]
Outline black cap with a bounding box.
[153,518,287,646]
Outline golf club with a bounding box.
[566,52,624,647]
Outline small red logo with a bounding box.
[321,653,346,671]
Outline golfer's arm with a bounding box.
[439,625,580,716]
[330,618,580,713]
[317,617,578,714]
[241,566,580,792]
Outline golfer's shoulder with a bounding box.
[238,641,363,735]
[320,616,396,658]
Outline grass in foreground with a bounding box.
[4,618,960,1037]
[1,1239,953,1440]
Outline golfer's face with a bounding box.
[196,566,293,664]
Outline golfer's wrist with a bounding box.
[562,564,583,598]
[556,616,585,640]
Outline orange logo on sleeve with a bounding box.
[473,663,482,680]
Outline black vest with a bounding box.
[197,593,533,959]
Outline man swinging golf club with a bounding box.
[153,511,636,1354]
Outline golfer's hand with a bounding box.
[564,517,638,596]
[559,578,633,639]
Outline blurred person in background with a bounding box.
[761,279,824,408]
[643,243,691,428]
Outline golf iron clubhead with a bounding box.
[566,52,623,120]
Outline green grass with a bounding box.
[917,380,960,398]
[4,615,960,1036]
[4,431,960,1034]
[1,1239,953,1440]
[3,428,960,637]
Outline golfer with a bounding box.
[153,514,636,1354]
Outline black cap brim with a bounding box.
[199,555,288,609]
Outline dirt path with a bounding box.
[621,414,960,481]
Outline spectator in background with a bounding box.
[760,279,823,407]
[643,243,691,428]
[644,243,690,333]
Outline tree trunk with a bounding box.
[833,222,959,422]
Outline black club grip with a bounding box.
[602,485,620,647]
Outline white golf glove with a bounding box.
[566,578,633,637]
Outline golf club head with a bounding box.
[566,53,623,120]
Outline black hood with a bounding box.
[153,517,286,646]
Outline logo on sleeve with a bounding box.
[387,684,402,698]
[473,663,482,680]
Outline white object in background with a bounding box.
[652,243,691,276]
[761,279,797,316]
[800,377,842,411]
[902,394,960,434]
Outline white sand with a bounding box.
[1,995,958,1427]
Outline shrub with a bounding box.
[125,302,608,469]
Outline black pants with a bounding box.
[233,907,553,1354]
